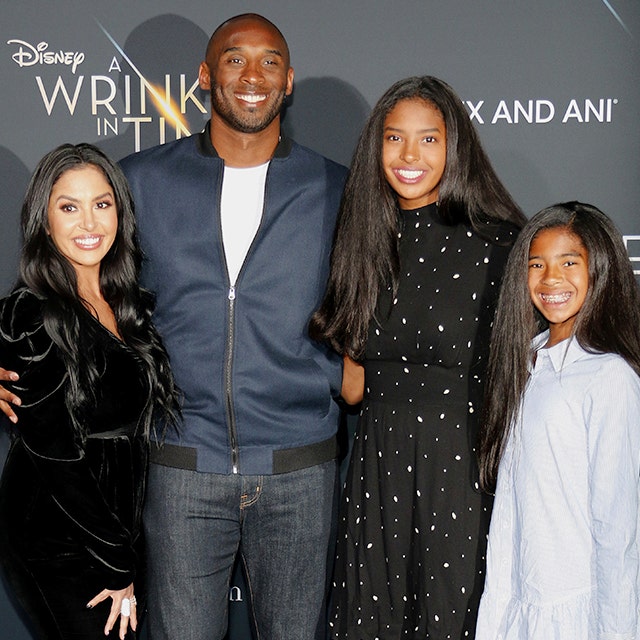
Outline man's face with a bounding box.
[199,18,294,134]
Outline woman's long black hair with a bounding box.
[19,143,180,439]
[478,201,640,492]
[310,76,526,359]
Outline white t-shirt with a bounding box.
[220,162,269,285]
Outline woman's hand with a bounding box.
[86,582,137,639]
[0,368,21,424]
[341,355,365,405]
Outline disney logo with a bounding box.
[8,39,85,74]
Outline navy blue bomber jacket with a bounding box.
[120,122,347,475]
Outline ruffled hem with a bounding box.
[476,588,596,639]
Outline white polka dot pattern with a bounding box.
[329,203,516,638]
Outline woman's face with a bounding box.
[382,98,447,210]
[47,164,118,283]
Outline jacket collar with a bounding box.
[196,120,292,159]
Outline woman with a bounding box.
[311,76,526,638]
[0,143,180,639]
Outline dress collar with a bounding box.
[532,331,589,373]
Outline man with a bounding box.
[0,13,346,640]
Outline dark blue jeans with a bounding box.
[143,460,338,640]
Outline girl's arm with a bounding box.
[587,359,640,639]
[341,355,364,405]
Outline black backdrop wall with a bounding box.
[1,1,639,638]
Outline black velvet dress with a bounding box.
[0,288,149,640]
[329,204,517,639]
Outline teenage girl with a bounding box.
[477,201,640,638]
[311,76,525,639]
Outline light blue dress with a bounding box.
[477,332,640,639]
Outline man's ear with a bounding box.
[285,67,294,97]
[198,61,211,91]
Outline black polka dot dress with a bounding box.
[329,203,516,639]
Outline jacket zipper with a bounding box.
[221,160,271,475]
[225,284,239,474]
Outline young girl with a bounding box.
[311,76,526,639]
[477,202,640,638]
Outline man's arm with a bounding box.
[0,368,21,423]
